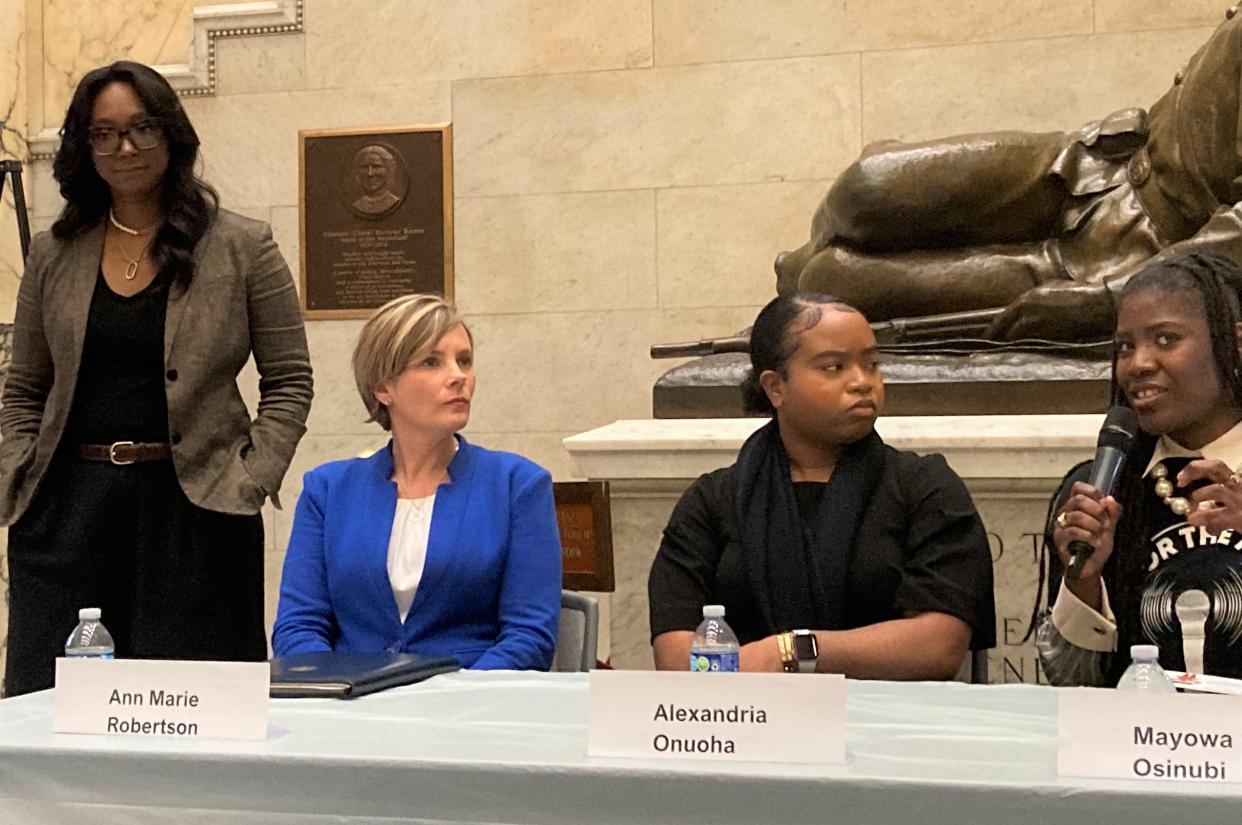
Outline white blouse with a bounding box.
[387,493,435,622]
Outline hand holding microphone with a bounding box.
[1054,483,1123,589]
[1054,407,1138,584]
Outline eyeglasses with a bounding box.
[88,119,165,156]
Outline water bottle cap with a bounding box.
[1130,644,1159,662]
[702,604,725,618]
[78,607,101,621]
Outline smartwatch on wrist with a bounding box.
[778,629,818,673]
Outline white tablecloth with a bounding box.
[0,672,1237,824]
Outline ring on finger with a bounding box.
[1199,500,1220,511]
[1056,511,1069,528]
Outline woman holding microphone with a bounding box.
[1041,252,1242,684]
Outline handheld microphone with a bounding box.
[1065,406,1139,581]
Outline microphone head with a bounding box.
[1097,405,1139,451]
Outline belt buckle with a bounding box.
[108,440,136,465]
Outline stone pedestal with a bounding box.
[653,351,1111,418]
[563,415,1102,682]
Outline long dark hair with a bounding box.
[52,61,218,282]
[740,292,857,414]
[1106,252,1242,680]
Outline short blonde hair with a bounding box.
[352,293,470,430]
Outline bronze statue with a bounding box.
[776,6,1242,344]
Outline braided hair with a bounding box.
[1105,252,1242,681]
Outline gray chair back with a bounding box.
[554,590,599,672]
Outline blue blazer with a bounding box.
[272,437,561,670]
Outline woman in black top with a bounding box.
[648,293,995,678]
[0,62,311,696]
[1040,253,1242,685]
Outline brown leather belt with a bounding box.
[77,441,172,465]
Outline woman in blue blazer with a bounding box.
[273,295,561,669]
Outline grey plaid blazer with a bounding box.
[0,209,313,523]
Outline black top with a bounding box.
[1052,456,1242,679]
[792,481,825,523]
[66,270,171,444]
[1129,476,1242,676]
[648,447,996,649]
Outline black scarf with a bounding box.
[734,418,887,634]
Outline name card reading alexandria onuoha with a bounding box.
[54,659,270,741]
[1058,689,1242,783]
[588,671,845,764]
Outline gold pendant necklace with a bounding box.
[107,209,159,279]
[112,231,154,280]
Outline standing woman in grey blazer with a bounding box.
[0,62,313,696]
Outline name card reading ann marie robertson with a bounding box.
[1058,688,1242,783]
[53,659,270,741]
[588,671,845,764]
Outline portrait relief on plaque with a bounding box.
[299,124,453,319]
[343,144,407,220]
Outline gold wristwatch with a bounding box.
[778,629,818,673]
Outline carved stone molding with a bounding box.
[175,0,305,98]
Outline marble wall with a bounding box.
[40,0,237,118]
[0,0,1233,685]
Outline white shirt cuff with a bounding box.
[1051,579,1117,653]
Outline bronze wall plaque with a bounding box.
[554,481,615,592]
[299,124,453,319]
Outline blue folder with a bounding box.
[269,651,460,698]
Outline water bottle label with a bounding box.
[690,651,739,672]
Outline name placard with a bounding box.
[588,670,845,764]
[54,659,270,741]
[1058,688,1242,783]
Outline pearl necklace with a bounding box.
[107,209,159,280]
[108,209,157,236]
[1151,463,1192,515]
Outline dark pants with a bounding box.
[4,456,266,697]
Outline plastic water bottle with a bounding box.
[689,604,739,673]
[64,607,115,659]
[1115,644,1176,692]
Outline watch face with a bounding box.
[793,632,817,660]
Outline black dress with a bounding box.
[4,270,266,697]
